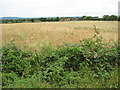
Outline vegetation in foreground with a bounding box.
[2,29,119,88]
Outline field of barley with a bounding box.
[2,21,118,50]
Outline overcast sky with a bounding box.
[0,0,119,17]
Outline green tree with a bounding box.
[110,15,118,21]
[31,18,35,22]
[103,15,110,20]
[118,16,120,21]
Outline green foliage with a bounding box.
[2,72,18,86]
[2,41,42,81]
[102,15,118,21]
[2,29,119,88]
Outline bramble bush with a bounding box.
[2,28,119,88]
[2,41,42,86]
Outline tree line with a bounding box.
[1,15,119,24]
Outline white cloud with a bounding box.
[0,0,119,17]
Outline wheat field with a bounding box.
[2,21,118,50]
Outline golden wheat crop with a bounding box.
[2,21,118,50]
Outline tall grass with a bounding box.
[2,21,118,49]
